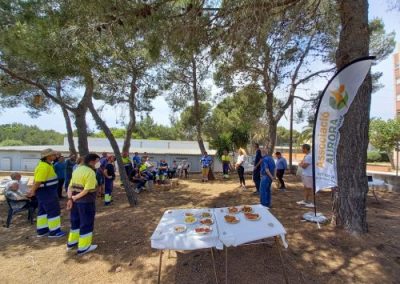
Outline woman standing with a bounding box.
[235,148,247,190]
[104,155,116,206]
[66,153,100,255]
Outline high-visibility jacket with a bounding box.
[221,155,231,164]
[69,165,97,203]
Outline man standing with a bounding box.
[66,153,100,255]
[28,148,66,238]
[200,151,213,182]
[221,149,231,179]
[275,152,287,191]
[259,147,276,208]
[104,155,116,206]
[64,154,76,190]
[252,143,262,194]
[99,152,108,168]
[297,144,314,208]
[54,155,66,198]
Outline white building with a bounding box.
[0,137,221,173]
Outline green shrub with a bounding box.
[367,151,381,163]
[0,139,24,146]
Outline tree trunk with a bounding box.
[265,119,277,155]
[386,150,395,169]
[289,100,294,174]
[332,0,371,234]
[55,81,77,156]
[88,101,138,207]
[122,79,137,153]
[73,106,89,156]
[191,55,207,155]
[61,106,77,156]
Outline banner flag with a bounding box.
[313,56,375,192]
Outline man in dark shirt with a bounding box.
[252,143,262,194]
[64,154,76,190]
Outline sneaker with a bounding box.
[66,245,77,252]
[134,188,140,194]
[37,232,49,238]
[48,231,66,238]
[78,244,98,256]
[305,203,315,208]
[296,200,307,205]
[242,186,247,191]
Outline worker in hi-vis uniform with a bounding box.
[66,153,100,255]
[29,148,66,238]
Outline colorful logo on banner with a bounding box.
[329,85,349,110]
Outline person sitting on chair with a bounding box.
[168,161,178,179]
[5,172,37,211]
[129,167,147,194]
[157,159,169,184]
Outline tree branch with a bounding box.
[0,65,75,111]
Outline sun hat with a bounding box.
[41,148,57,158]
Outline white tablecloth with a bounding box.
[151,208,223,250]
[214,204,288,248]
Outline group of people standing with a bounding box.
[5,149,115,256]
[219,144,289,208]
[229,143,314,209]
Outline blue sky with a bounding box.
[0,0,399,134]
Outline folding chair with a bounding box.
[5,197,35,228]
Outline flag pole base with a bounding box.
[302,212,328,227]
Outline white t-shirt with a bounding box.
[236,155,245,166]
[302,154,313,177]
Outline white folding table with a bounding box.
[214,204,289,284]
[151,208,222,283]
[151,205,289,284]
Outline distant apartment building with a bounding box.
[394,44,400,118]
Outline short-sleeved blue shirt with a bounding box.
[260,155,276,180]
[54,161,66,179]
[276,157,287,170]
[201,155,213,168]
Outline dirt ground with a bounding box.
[0,174,399,284]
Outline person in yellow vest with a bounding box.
[28,148,66,238]
[221,149,231,179]
[66,153,100,255]
[121,151,133,182]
